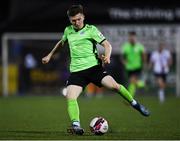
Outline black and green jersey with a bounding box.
[61,24,106,72]
[122,42,144,71]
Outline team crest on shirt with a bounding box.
[80,31,85,35]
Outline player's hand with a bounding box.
[101,55,110,64]
[42,55,51,64]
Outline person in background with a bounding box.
[121,31,147,98]
[149,42,172,103]
[85,83,104,98]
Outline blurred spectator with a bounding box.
[149,42,172,103]
[121,31,147,97]
[85,83,104,98]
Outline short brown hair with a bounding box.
[67,5,84,17]
[128,31,136,36]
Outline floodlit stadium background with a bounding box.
[1,0,180,97]
[0,0,180,140]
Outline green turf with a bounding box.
[0,95,180,140]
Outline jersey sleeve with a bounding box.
[121,43,127,55]
[139,43,145,53]
[61,27,68,42]
[91,26,106,44]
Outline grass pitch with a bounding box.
[0,94,180,140]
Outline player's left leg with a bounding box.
[101,75,150,117]
[157,77,166,103]
[129,72,145,98]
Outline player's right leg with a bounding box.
[127,71,138,98]
[66,85,84,135]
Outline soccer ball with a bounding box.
[89,117,108,135]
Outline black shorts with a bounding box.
[66,65,109,89]
[154,73,167,82]
[127,68,142,77]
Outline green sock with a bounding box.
[118,85,133,103]
[67,99,80,122]
[128,83,136,98]
[137,80,145,88]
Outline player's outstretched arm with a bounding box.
[101,40,112,64]
[42,40,64,64]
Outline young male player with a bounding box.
[42,5,150,135]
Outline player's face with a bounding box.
[129,35,136,45]
[69,13,85,30]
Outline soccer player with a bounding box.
[149,42,172,103]
[42,5,150,135]
[121,31,146,98]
